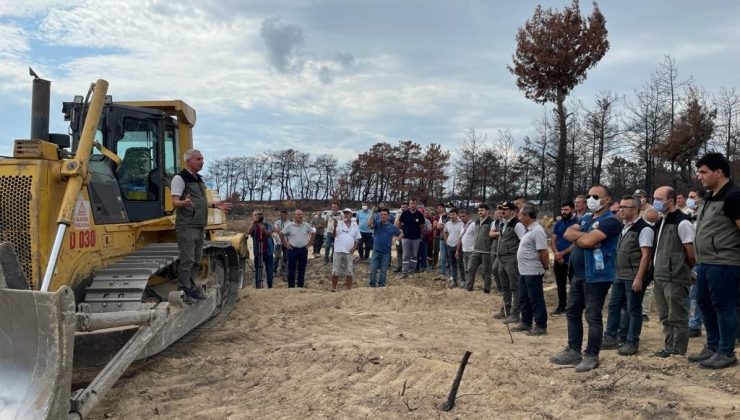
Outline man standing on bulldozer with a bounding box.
[171,149,232,303]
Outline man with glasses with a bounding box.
[550,185,621,372]
[602,196,654,355]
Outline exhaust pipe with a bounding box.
[30,67,51,141]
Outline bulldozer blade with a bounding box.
[0,286,77,420]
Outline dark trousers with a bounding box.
[696,263,740,355]
[519,274,548,328]
[395,242,403,269]
[566,277,612,356]
[432,236,440,267]
[358,232,373,259]
[287,247,308,288]
[416,239,428,270]
[254,252,275,289]
[605,278,645,344]
[447,245,463,285]
[313,234,325,255]
[554,260,571,311]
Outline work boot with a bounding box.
[511,322,532,332]
[527,326,547,336]
[601,335,619,350]
[688,329,702,338]
[699,353,738,369]
[575,354,600,372]
[492,307,506,320]
[345,278,352,290]
[618,341,639,356]
[550,307,565,316]
[181,292,197,304]
[687,346,716,363]
[190,284,207,300]
[503,313,520,324]
[652,349,671,358]
[550,347,582,366]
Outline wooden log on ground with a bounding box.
[440,350,472,411]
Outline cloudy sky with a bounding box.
[1,0,739,166]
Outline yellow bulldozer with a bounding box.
[0,74,248,419]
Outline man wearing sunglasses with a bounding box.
[550,185,621,372]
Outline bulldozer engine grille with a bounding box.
[0,175,33,286]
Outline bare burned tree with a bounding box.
[509,0,609,210]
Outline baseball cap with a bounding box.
[342,208,352,213]
[633,189,647,197]
[497,201,517,211]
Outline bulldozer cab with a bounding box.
[63,100,190,222]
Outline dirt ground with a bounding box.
[87,245,740,419]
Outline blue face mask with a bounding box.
[653,199,666,213]
[686,198,697,210]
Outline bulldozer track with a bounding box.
[83,242,241,314]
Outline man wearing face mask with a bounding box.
[550,185,621,372]
[651,186,696,358]
[550,201,578,315]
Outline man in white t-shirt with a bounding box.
[456,209,476,282]
[651,186,696,358]
[330,208,361,291]
[443,208,464,287]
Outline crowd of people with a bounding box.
[242,152,740,372]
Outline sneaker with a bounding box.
[618,341,639,356]
[699,353,738,369]
[688,329,702,338]
[527,326,547,336]
[503,314,521,324]
[492,308,506,320]
[575,354,600,372]
[601,335,619,350]
[687,346,716,363]
[511,322,532,332]
[550,308,565,316]
[550,347,582,366]
[652,349,671,358]
[190,285,207,300]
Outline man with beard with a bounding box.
[550,201,578,315]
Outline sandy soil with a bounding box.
[86,251,740,420]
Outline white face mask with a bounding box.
[362,205,368,211]
[586,197,603,212]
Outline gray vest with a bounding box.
[496,218,520,259]
[616,219,651,280]
[695,182,740,265]
[175,169,208,228]
[653,211,691,284]
[474,217,493,253]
